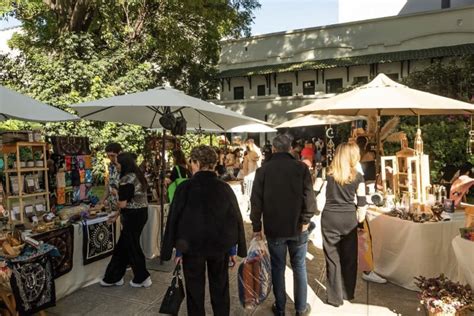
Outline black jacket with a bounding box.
[250,152,317,238]
[161,171,247,260]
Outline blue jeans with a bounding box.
[267,230,309,313]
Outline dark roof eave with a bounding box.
[218,43,474,78]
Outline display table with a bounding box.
[452,235,474,288]
[55,222,117,300]
[141,204,168,259]
[367,211,465,291]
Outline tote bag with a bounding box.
[159,264,185,315]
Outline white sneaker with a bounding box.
[130,276,152,288]
[100,278,124,287]
[362,271,387,284]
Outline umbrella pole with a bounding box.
[148,130,173,272]
[376,110,382,179]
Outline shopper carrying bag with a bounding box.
[159,264,185,315]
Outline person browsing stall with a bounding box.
[100,142,122,212]
[250,134,316,316]
[321,142,367,307]
[161,145,247,316]
[101,152,151,289]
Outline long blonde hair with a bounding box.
[328,142,361,185]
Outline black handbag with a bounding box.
[159,264,185,315]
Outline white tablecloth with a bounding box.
[55,222,117,300]
[141,204,168,259]
[452,235,474,288]
[367,211,464,290]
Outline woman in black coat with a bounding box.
[161,145,247,316]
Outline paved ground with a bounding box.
[46,225,425,316]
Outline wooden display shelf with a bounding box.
[4,167,48,173]
[3,141,50,223]
[7,191,48,199]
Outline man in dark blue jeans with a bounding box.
[251,134,317,316]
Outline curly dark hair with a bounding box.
[190,145,218,170]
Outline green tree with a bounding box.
[0,0,260,182]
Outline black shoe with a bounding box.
[296,303,311,316]
[272,303,285,316]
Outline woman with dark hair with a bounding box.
[101,152,151,288]
[161,145,247,316]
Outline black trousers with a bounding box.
[182,253,230,316]
[103,207,150,284]
[321,210,358,306]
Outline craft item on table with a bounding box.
[79,184,87,200]
[57,187,66,205]
[79,169,86,184]
[71,170,80,187]
[11,206,20,221]
[238,238,272,309]
[73,186,81,203]
[24,175,36,193]
[82,216,116,265]
[10,176,21,195]
[34,225,73,278]
[64,156,72,171]
[9,251,56,316]
[56,171,66,189]
[65,172,72,187]
[84,155,92,169]
[85,169,93,183]
[76,155,85,169]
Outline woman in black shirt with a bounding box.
[101,152,151,288]
[321,142,367,307]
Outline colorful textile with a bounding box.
[56,172,66,189]
[65,172,72,187]
[79,169,86,184]
[79,184,87,201]
[73,186,81,203]
[65,156,72,171]
[76,155,85,170]
[84,155,92,169]
[85,169,93,183]
[34,226,74,279]
[9,253,56,316]
[82,217,116,265]
[57,187,66,205]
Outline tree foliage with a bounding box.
[0,0,260,182]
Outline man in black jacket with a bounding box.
[251,134,317,316]
[161,145,247,316]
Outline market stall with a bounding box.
[452,235,474,289]
[367,210,465,290]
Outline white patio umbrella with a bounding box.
[289,73,474,116]
[0,85,79,122]
[276,114,366,129]
[288,73,474,173]
[72,86,265,130]
[228,123,276,133]
[72,86,266,270]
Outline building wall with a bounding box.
[219,5,474,72]
[339,0,474,23]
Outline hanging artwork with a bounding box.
[82,217,116,265]
[10,254,56,316]
[34,225,74,278]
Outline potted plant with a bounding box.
[34,151,43,167]
[19,148,32,168]
[415,275,473,316]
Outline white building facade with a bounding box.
[216,5,474,125]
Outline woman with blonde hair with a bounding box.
[321,142,367,307]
